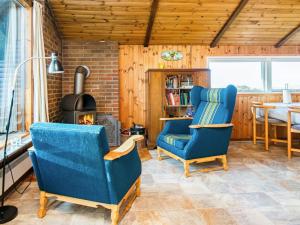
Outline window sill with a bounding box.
[0,135,32,168]
[0,132,29,150]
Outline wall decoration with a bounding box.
[161,50,183,61]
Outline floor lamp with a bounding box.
[0,52,64,223]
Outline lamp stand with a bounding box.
[0,52,63,223]
[0,90,18,223]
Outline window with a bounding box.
[208,57,300,92]
[0,1,27,144]
[271,60,300,91]
[209,60,263,92]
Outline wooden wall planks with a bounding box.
[119,45,193,130]
[119,45,300,139]
[231,93,300,139]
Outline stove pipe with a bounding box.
[74,65,90,110]
[74,65,90,94]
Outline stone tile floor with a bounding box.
[6,141,300,225]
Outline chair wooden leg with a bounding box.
[264,110,269,151]
[253,121,257,145]
[157,147,162,160]
[38,191,48,218]
[288,130,292,160]
[111,206,120,225]
[252,106,257,145]
[288,112,292,160]
[123,198,134,220]
[136,177,141,197]
[273,126,277,144]
[288,147,292,160]
[222,155,228,171]
[184,161,190,177]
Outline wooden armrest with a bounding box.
[160,117,193,121]
[252,104,276,109]
[289,106,300,110]
[289,107,300,113]
[189,123,234,129]
[104,135,144,160]
[28,146,35,152]
[251,101,263,105]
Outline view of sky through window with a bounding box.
[209,61,263,92]
[209,58,300,92]
[272,61,300,90]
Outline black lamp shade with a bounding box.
[48,52,64,74]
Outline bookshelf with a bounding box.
[146,68,211,147]
[165,74,194,117]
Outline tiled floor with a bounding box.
[6,141,300,225]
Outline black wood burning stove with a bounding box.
[61,66,96,124]
[61,93,96,124]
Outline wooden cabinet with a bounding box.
[146,69,211,148]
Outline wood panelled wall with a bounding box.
[119,45,300,139]
[232,93,300,139]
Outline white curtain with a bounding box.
[0,2,18,133]
[33,1,49,122]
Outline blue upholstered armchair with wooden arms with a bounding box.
[29,123,143,225]
[157,85,237,177]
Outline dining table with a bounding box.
[257,102,300,124]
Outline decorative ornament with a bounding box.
[161,50,183,61]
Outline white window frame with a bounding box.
[208,56,300,93]
[269,57,300,92]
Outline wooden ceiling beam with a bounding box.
[210,0,249,48]
[144,0,159,47]
[275,24,300,48]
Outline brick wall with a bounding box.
[62,40,119,119]
[41,3,120,121]
[42,1,62,122]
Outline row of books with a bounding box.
[166,92,191,106]
[166,75,193,89]
[180,92,191,105]
[166,76,179,89]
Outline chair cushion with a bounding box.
[163,134,191,149]
[292,124,300,131]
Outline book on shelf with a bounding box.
[166,74,194,89]
[166,75,179,89]
[180,92,191,105]
[167,92,180,106]
[174,93,180,105]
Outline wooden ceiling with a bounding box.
[221,0,300,46]
[48,0,300,46]
[49,0,152,44]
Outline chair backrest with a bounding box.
[30,122,111,203]
[191,85,237,126]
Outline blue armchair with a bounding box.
[157,85,237,177]
[29,123,143,225]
